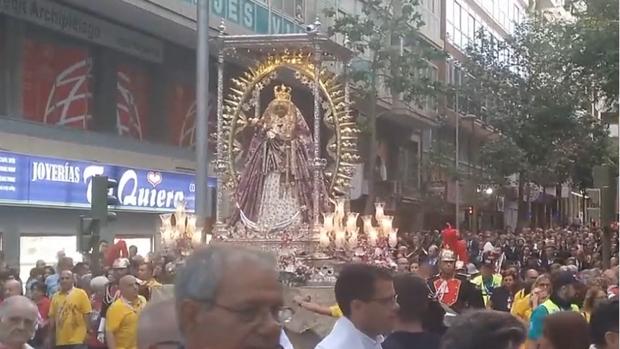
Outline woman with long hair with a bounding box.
[382,274,445,349]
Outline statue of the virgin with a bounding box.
[233,84,321,231]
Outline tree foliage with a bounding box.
[324,0,444,211]
[461,17,610,192]
[563,0,619,106]
[324,0,443,105]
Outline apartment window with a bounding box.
[512,4,522,32]
[456,3,464,47]
[446,0,454,41]
[482,0,493,13]
[401,141,420,189]
[468,15,475,44]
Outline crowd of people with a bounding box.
[296,225,620,349]
[0,240,173,349]
[0,224,615,349]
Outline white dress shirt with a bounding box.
[280,329,294,349]
[315,316,383,349]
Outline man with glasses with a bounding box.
[105,275,146,349]
[175,245,288,349]
[315,264,398,349]
[0,296,39,349]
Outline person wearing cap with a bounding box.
[526,270,580,348]
[427,250,484,314]
[97,258,131,343]
[471,254,503,308]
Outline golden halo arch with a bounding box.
[221,51,360,197]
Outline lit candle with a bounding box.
[175,201,185,217]
[335,229,346,249]
[175,214,186,231]
[323,213,335,232]
[348,227,359,249]
[374,202,385,221]
[162,215,172,228]
[368,227,378,247]
[362,215,373,233]
[388,228,399,248]
[335,198,346,219]
[319,227,330,248]
[381,215,394,236]
[192,228,203,244]
[187,216,197,233]
[346,212,359,234]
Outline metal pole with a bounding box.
[196,0,210,235]
[455,64,460,231]
[268,0,272,34]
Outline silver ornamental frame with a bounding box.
[212,21,354,242]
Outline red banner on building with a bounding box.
[116,64,151,141]
[166,81,216,148]
[167,81,196,147]
[22,38,93,129]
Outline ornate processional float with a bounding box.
[209,21,399,285]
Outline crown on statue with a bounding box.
[274,84,292,101]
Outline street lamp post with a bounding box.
[196,0,211,241]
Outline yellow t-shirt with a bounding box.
[511,293,534,321]
[106,296,147,349]
[329,304,343,318]
[513,288,527,306]
[49,288,92,345]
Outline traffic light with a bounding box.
[91,175,118,225]
[77,215,98,254]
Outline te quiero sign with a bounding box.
[0,151,215,212]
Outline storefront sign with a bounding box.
[0,151,214,212]
[0,0,163,62]
[211,0,302,34]
[153,0,302,34]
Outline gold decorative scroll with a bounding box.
[220,50,360,197]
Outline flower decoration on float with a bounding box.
[159,201,209,256]
[317,198,398,264]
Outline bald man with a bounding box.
[48,270,92,349]
[106,275,146,349]
[4,280,23,299]
[137,299,180,349]
[0,296,38,349]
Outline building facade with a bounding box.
[0,0,535,274]
[439,0,528,231]
[0,0,305,273]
